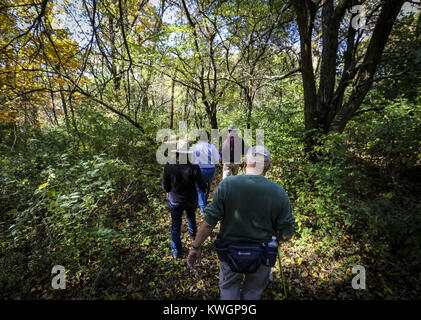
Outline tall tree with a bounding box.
[220,0,297,128]
[162,0,230,129]
[291,0,407,145]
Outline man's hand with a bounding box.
[187,248,201,269]
[187,220,214,269]
[165,193,168,200]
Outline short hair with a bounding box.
[199,130,209,142]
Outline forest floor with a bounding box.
[46,165,418,300]
[2,157,419,300]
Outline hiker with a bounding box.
[221,125,248,179]
[161,140,207,258]
[186,146,295,300]
[191,130,221,215]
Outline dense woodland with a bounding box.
[0,0,420,299]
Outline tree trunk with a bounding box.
[50,91,59,125]
[60,89,70,133]
[291,0,405,145]
[245,91,253,130]
[208,107,218,129]
[170,76,175,129]
[204,102,218,129]
[328,0,406,133]
[184,87,190,121]
[291,0,318,132]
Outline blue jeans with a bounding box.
[167,200,197,257]
[196,167,215,211]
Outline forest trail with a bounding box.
[1,0,420,300]
[105,164,373,300]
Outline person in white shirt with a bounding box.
[191,130,221,214]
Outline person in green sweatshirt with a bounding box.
[186,146,295,300]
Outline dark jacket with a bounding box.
[221,134,248,163]
[162,163,206,206]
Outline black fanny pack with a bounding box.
[214,239,278,273]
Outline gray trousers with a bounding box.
[219,260,271,300]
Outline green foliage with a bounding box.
[1,81,420,300]
[261,95,421,298]
[347,98,421,168]
[0,124,145,298]
[0,0,420,301]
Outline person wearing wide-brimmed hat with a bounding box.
[161,140,207,258]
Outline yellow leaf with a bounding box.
[38,182,48,190]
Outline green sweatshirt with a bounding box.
[204,174,294,243]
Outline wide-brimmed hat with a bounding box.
[171,140,193,154]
